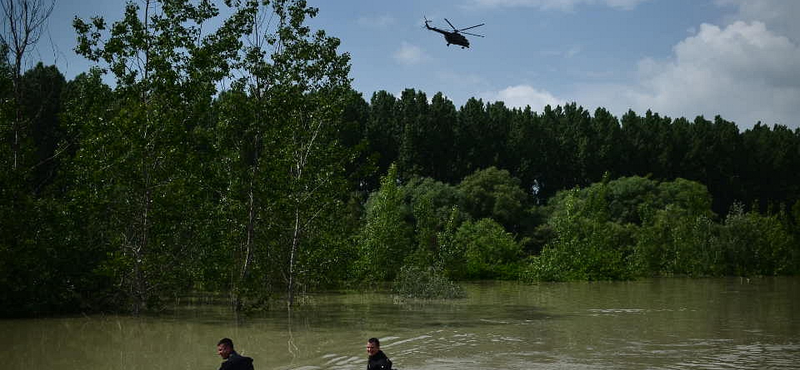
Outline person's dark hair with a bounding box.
[218,338,234,349]
[368,337,380,347]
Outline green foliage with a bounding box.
[632,199,797,278]
[525,188,635,282]
[396,89,430,178]
[457,166,529,231]
[527,175,798,282]
[68,0,271,313]
[356,165,414,281]
[632,206,718,276]
[393,265,465,299]
[548,175,714,227]
[716,203,796,276]
[235,0,353,307]
[431,206,466,276]
[4,0,800,316]
[529,177,714,281]
[364,90,400,189]
[452,218,523,279]
[403,176,463,260]
[352,166,531,283]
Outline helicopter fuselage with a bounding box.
[425,24,470,48]
[444,32,469,48]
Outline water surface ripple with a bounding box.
[2,277,798,369]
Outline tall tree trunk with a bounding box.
[132,162,152,315]
[287,204,301,308]
[2,0,56,169]
[234,132,259,311]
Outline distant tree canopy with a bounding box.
[1,1,799,316]
[357,94,799,216]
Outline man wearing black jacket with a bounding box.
[366,337,392,370]
[217,338,254,370]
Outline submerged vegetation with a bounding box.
[393,266,466,299]
[1,0,799,315]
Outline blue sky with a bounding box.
[31,0,800,129]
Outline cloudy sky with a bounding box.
[33,0,800,129]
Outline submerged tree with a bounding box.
[216,0,352,309]
[72,0,256,313]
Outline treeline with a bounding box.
[354,89,800,215]
[2,0,799,316]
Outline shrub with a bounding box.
[633,206,718,276]
[453,218,522,279]
[393,265,465,299]
[715,203,796,276]
[524,188,634,281]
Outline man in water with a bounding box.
[366,337,392,370]
[217,338,254,370]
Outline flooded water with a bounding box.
[2,277,799,369]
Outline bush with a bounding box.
[633,206,718,276]
[393,265,465,299]
[452,218,522,279]
[355,165,414,281]
[715,203,796,276]
[524,187,635,282]
[524,222,633,281]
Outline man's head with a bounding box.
[366,337,380,357]
[217,338,234,359]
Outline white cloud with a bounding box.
[393,42,430,65]
[715,0,800,42]
[576,21,800,128]
[480,85,564,110]
[469,0,648,11]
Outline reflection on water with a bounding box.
[2,277,798,369]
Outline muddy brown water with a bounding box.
[2,277,798,369]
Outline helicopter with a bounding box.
[424,16,485,48]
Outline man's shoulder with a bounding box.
[220,353,254,370]
[368,351,392,370]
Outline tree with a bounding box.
[19,63,66,193]
[365,90,399,186]
[453,218,521,279]
[453,97,486,178]
[425,92,457,181]
[220,0,352,308]
[402,176,463,268]
[506,107,541,200]
[716,203,796,276]
[356,164,413,281]
[741,123,800,211]
[72,0,254,313]
[1,0,54,170]
[587,107,622,181]
[396,88,428,178]
[457,166,528,232]
[338,89,374,193]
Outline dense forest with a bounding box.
[1,0,799,317]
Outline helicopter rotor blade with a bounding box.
[458,23,485,32]
[462,31,484,38]
[444,18,457,30]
